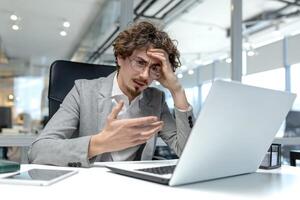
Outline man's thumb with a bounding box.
[108,100,124,120]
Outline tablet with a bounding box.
[0,168,78,186]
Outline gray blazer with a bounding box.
[28,72,194,167]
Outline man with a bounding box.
[28,21,194,167]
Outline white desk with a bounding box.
[1,163,300,200]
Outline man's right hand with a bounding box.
[88,101,164,158]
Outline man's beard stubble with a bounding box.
[126,84,142,99]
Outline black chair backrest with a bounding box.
[48,60,116,119]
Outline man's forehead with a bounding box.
[131,49,160,64]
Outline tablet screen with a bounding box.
[5,169,75,181]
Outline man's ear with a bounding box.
[116,56,125,67]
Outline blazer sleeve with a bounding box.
[28,81,93,167]
[158,92,195,157]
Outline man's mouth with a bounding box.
[133,80,147,87]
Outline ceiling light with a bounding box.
[63,21,70,28]
[60,30,67,36]
[225,58,232,63]
[177,73,183,79]
[188,69,194,75]
[8,94,14,101]
[10,14,18,21]
[247,50,255,57]
[12,24,19,30]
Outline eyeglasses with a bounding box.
[128,57,162,79]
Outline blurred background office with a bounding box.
[0,0,300,163]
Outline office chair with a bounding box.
[48,60,116,119]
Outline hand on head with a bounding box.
[147,48,179,92]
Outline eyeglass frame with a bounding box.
[128,56,162,80]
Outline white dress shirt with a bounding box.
[110,74,144,161]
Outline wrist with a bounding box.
[88,133,108,158]
[170,86,190,111]
[169,83,183,95]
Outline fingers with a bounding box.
[139,122,163,137]
[147,49,172,73]
[130,123,164,146]
[133,121,164,133]
[124,116,159,127]
[147,49,168,60]
[147,51,166,63]
[107,101,124,121]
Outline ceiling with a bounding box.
[0,0,104,75]
[165,0,291,66]
[1,0,299,77]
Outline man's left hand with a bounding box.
[147,48,181,93]
[147,48,190,110]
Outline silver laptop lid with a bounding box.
[170,80,296,186]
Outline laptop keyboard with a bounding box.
[137,165,176,175]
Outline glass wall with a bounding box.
[242,68,285,91]
[242,68,286,137]
[13,77,44,132]
[201,81,212,105]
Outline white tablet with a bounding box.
[0,168,78,186]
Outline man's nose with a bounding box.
[139,67,151,80]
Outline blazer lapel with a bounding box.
[96,72,116,131]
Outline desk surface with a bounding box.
[1,163,300,200]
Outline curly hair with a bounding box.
[113,21,181,71]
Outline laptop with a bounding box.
[106,80,296,186]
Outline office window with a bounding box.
[200,79,231,106]
[291,63,300,111]
[242,68,285,137]
[201,81,212,105]
[14,77,44,120]
[164,86,199,116]
[242,68,285,91]
[165,92,174,110]
[185,86,200,115]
